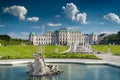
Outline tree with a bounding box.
[0,35,11,41]
[118,31,120,39]
[99,31,120,44]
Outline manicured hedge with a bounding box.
[1,53,100,59]
[43,53,100,59]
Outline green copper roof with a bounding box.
[59,30,68,32]
[59,28,67,31]
[30,32,36,36]
[46,28,81,33]
[30,28,81,36]
[30,32,45,36]
[58,28,68,32]
[91,32,97,35]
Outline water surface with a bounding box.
[0,63,120,80]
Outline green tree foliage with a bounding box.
[0,34,28,45]
[100,31,120,44]
[118,31,120,39]
[0,35,11,41]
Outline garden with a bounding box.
[92,45,120,56]
[0,45,99,59]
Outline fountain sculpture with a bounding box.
[73,43,77,52]
[71,42,93,53]
[27,52,62,76]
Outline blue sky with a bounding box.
[0,0,120,39]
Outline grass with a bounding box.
[0,45,69,59]
[91,45,120,56]
[43,45,68,53]
[1,44,119,59]
[43,53,100,59]
[0,39,28,46]
[0,45,99,59]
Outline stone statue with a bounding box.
[27,52,62,76]
[108,48,111,55]
[54,48,58,53]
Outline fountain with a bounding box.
[73,43,77,52]
[27,52,63,76]
[71,42,93,53]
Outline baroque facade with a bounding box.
[84,32,98,44]
[29,28,98,45]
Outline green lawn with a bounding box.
[43,53,99,59]
[0,45,69,59]
[0,45,99,59]
[43,45,68,53]
[92,45,120,55]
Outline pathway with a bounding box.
[95,53,120,63]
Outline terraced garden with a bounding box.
[0,45,99,59]
[0,45,69,59]
[92,45,120,56]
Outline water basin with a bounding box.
[0,63,120,80]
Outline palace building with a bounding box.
[29,28,98,45]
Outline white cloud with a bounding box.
[100,31,117,34]
[62,3,87,24]
[3,5,27,20]
[76,12,87,24]
[62,3,78,20]
[3,5,39,22]
[47,23,62,27]
[8,32,29,39]
[104,13,120,24]
[27,17,39,22]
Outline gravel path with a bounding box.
[95,53,120,63]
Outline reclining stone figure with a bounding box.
[27,52,63,76]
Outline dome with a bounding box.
[91,32,96,35]
[59,28,67,31]
[30,32,36,36]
